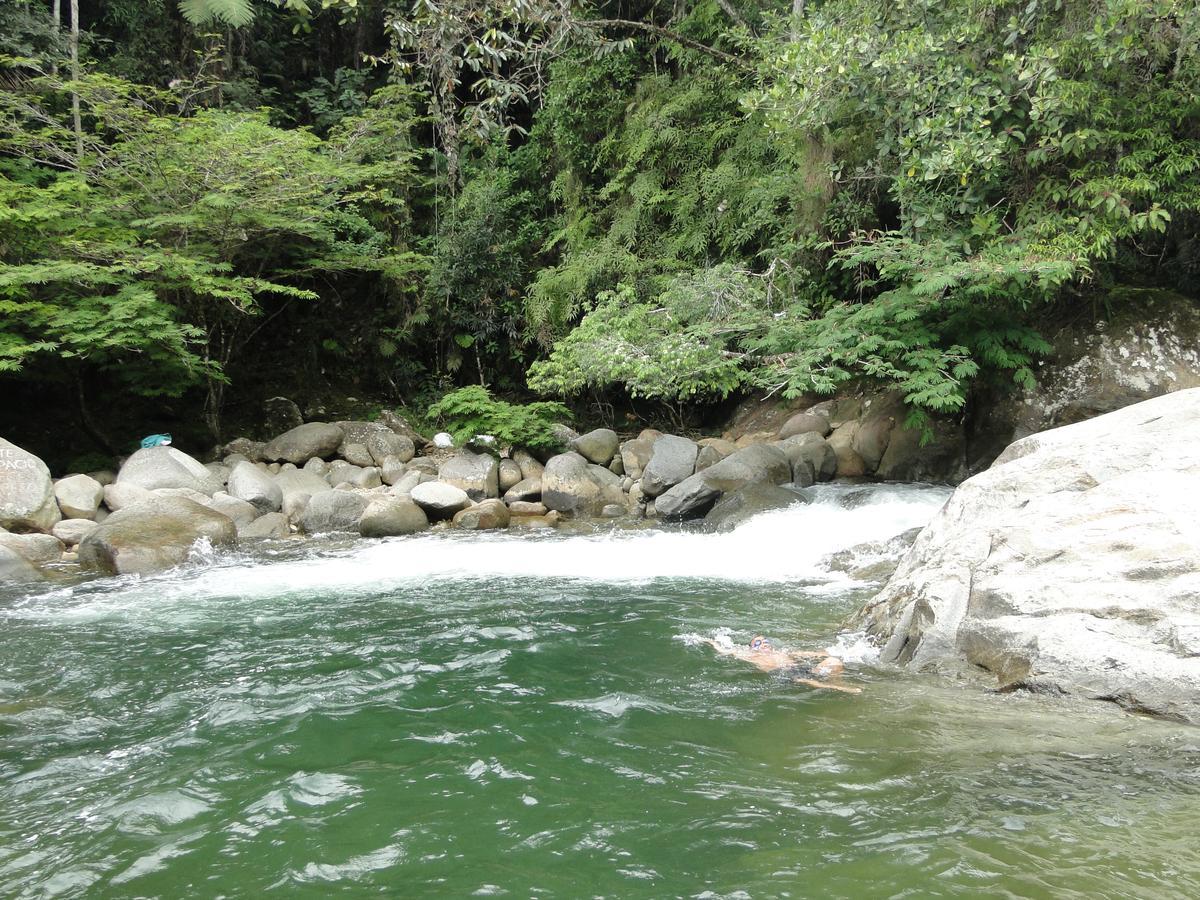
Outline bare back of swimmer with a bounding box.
[703,635,862,694]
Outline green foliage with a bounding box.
[0,67,423,433]
[425,385,570,452]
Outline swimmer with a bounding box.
[703,635,862,693]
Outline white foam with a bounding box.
[9,483,949,621]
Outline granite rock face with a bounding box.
[855,389,1200,723]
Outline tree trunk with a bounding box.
[51,0,60,74]
[790,0,806,41]
[69,0,81,160]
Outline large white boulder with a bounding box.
[54,473,104,520]
[78,496,237,576]
[226,461,283,513]
[0,437,60,532]
[857,389,1200,723]
[116,446,223,496]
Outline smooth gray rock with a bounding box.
[512,449,544,481]
[699,444,792,494]
[102,482,152,512]
[410,482,472,520]
[407,457,439,477]
[275,469,332,522]
[379,457,408,486]
[778,411,832,440]
[503,477,542,503]
[0,531,63,565]
[52,518,100,547]
[367,432,416,466]
[856,389,1200,724]
[653,472,720,519]
[0,437,61,532]
[438,451,499,500]
[776,433,838,487]
[239,512,291,540]
[507,500,548,516]
[205,492,260,527]
[0,545,43,584]
[222,437,266,463]
[452,499,510,530]
[541,452,624,516]
[498,459,523,493]
[640,435,699,497]
[704,483,806,531]
[117,446,223,496]
[341,442,376,467]
[303,457,330,477]
[54,473,104,520]
[262,422,344,464]
[262,396,303,435]
[571,429,619,466]
[359,496,429,537]
[227,461,283,513]
[298,490,371,533]
[78,497,237,576]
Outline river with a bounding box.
[1,483,1198,898]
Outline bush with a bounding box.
[425,386,571,452]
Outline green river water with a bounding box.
[1,484,1198,899]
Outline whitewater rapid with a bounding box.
[6,482,950,622]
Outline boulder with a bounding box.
[275,469,332,521]
[102,482,152,512]
[298,490,371,533]
[379,457,408,486]
[432,432,455,449]
[704,484,806,531]
[541,452,624,516]
[513,449,544,481]
[359,496,430,537]
[222,437,266,463]
[117,446,223,496]
[778,411,832,440]
[640,435,699,497]
[571,429,619,466]
[239,512,290,540]
[204,462,231,487]
[375,410,428,448]
[410,482,472,520]
[0,531,63,565]
[651,472,720,520]
[507,501,548,516]
[262,422,344,464]
[776,434,838,487]
[826,424,867,478]
[390,471,425,495]
[698,443,792,494]
[0,437,61,532]
[856,389,1200,724]
[367,432,416,466]
[694,445,724,473]
[619,438,656,480]
[152,487,212,505]
[407,457,439,477]
[205,492,260,528]
[452,499,510,530]
[503,477,542,503]
[969,288,1200,470]
[78,497,237,576]
[52,518,100,547]
[261,396,304,436]
[876,417,967,483]
[54,474,104,520]
[303,457,330,477]
[341,442,375,467]
[498,459,523,493]
[226,461,283,513]
[438,451,499,500]
[0,545,43,584]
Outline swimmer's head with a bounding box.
[749,635,773,651]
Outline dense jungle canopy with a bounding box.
[0,0,1197,462]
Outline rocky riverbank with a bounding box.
[855,388,1200,724]
[0,399,863,582]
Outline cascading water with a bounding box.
[2,482,1198,898]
